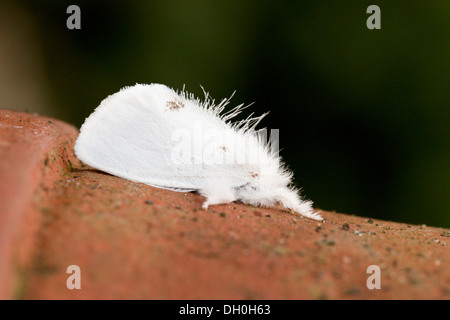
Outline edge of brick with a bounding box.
[0,109,79,299]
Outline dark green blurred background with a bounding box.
[2,1,449,227]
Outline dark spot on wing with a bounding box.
[249,171,258,178]
[166,99,185,111]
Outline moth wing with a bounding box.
[74,83,256,190]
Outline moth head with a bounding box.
[236,166,316,218]
[237,166,293,204]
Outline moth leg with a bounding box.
[200,183,236,209]
[276,188,323,221]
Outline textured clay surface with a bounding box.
[0,109,449,299]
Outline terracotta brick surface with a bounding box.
[0,109,449,299]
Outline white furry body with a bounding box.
[74,84,322,221]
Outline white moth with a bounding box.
[74,83,323,221]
